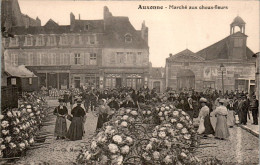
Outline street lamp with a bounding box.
[220,64,225,94]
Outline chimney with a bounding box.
[141,20,148,44]
[103,6,113,30]
[169,53,173,57]
[70,12,75,31]
[79,14,80,20]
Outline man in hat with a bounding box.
[53,98,68,140]
[250,95,259,125]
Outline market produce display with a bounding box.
[0,96,49,159]
[77,102,222,165]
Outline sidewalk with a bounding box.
[240,112,259,137]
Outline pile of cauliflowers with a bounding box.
[0,97,48,158]
[77,103,222,165]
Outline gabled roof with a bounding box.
[167,49,204,61]
[103,16,148,49]
[44,19,59,27]
[196,32,254,61]
[150,67,165,79]
[5,65,37,78]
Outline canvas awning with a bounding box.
[5,65,37,78]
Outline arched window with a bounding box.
[125,33,132,43]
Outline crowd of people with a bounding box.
[52,87,259,141]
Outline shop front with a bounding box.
[104,73,145,90]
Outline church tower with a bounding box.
[229,16,247,60]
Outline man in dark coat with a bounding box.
[250,95,259,125]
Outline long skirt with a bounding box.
[227,110,235,127]
[96,114,108,130]
[67,117,84,141]
[215,115,230,139]
[186,111,194,120]
[54,116,67,137]
[203,114,215,135]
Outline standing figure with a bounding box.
[69,92,74,110]
[226,99,236,127]
[96,99,111,130]
[250,95,259,125]
[197,98,215,137]
[67,99,86,141]
[53,98,68,140]
[212,99,230,140]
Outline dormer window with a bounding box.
[25,35,33,46]
[84,25,89,31]
[47,35,56,46]
[125,33,132,43]
[60,34,68,45]
[36,35,44,46]
[9,36,19,47]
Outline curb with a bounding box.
[240,125,259,137]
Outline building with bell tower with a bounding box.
[165,16,256,93]
[229,16,248,60]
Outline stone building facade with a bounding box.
[148,66,165,93]
[1,0,41,29]
[166,16,256,93]
[3,5,149,90]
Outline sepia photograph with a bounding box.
[0,0,259,164]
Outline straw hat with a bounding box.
[219,99,225,103]
[199,98,207,103]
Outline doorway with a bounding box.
[74,77,80,88]
[153,81,161,93]
[116,78,122,88]
[177,69,195,90]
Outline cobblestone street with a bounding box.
[13,99,259,165]
[195,126,259,164]
[16,99,98,165]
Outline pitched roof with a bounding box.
[231,16,246,25]
[167,49,204,61]
[103,17,148,49]
[196,32,255,61]
[44,19,59,27]
[150,67,165,79]
[8,20,104,35]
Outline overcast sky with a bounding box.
[19,0,259,67]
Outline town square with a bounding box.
[1,0,259,164]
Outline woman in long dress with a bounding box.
[226,99,236,127]
[212,99,230,140]
[197,98,215,137]
[96,99,112,130]
[67,99,86,141]
[53,98,68,140]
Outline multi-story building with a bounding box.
[3,5,149,90]
[101,7,149,89]
[166,16,256,93]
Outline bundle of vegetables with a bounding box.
[111,107,141,124]
[0,97,48,158]
[141,123,200,165]
[77,125,135,164]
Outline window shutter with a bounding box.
[70,53,74,65]
[80,53,84,65]
[85,53,90,65]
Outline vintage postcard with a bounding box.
[1,0,259,164]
